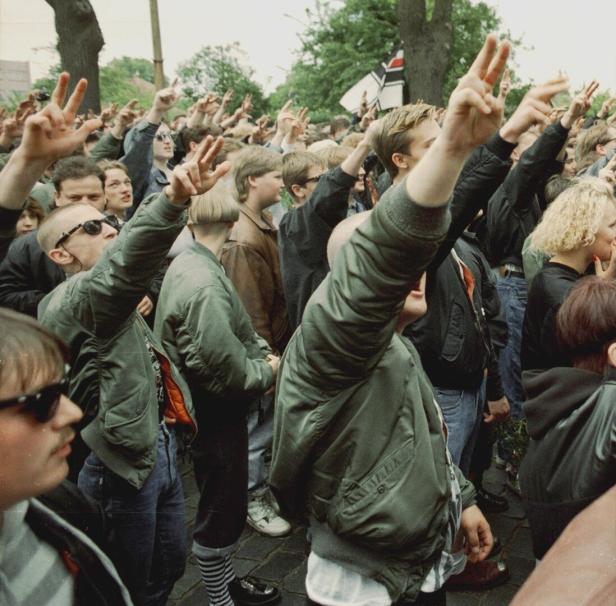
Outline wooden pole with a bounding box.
[149,0,164,90]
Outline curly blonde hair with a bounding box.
[531,178,616,255]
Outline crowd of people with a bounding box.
[0,32,615,606]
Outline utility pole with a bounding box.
[149,0,164,90]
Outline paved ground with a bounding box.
[170,463,534,606]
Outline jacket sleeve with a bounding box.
[301,180,450,389]
[454,466,477,509]
[0,237,49,316]
[88,131,122,162]
[428,134,513,270]
[179,286,274,398]
[80,192,187,335]
[308,166,358,228]
[221,244,276,349]
[121,121,158,209]
[0,207,22,263]
[502,121,569,211]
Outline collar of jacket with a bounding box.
[239,204,276,232]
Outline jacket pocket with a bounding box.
[440,301,464,362]
[328,437,416,549]
[103,399,154,453]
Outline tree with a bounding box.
[177,43,267,116]
[105,57,157,85]
[398,0,453,106]
[44,0,104,113]
[271,0,518,115]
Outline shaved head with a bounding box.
[327,211,371,266]
[37,204,103,253]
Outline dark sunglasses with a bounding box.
[0,366,70,423]
[302,174,324,185]
[155,132,173,142]
[55,216,117,248]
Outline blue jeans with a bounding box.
[495,275,527,420]
[247,393,274,493]
[78,425,187,606]
[435,381,486,475]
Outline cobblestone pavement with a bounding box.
[170,463,534,606]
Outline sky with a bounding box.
[0,0,615,96]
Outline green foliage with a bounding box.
[177,43,267,116]
[270,0,521,115]
[105,57,157,85]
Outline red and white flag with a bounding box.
[339,50,405,113]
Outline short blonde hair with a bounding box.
[315,145,351,170]
[372,103,435,177]
[232,146,282,202]
[282,151,325,198]
[189,184,240,225]
[340,132,364,149]
[531,178,616,255]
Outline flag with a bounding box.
[339,50,405,114]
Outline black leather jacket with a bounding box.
[520,365,616,558]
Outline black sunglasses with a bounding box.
[55,216,117,248]
[155,132,173,142]
[302,174,324,185]
[0,366,70,423]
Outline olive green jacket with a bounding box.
[270,181,476,602]
[39,193,196,489]
[155,241,274,423]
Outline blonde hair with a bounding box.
[232,146,282,202]
[372,103,435,177]
[316,146,351,170]
[340,132,364,149]
[531,178,616,255]
[575,121,614,170]
[282,151,325,199]
[189,184,240,225]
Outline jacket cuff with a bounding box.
[486,133,516,161]
[332,165,360,187]
[486,377,505,402]
[384,180,450,242]
[552,121,570,136]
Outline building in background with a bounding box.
[0,60,31,102]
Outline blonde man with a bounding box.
[575,120,616,176]
[522,177,616,371]
[155,186,281,606]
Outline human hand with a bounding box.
[154,77,180,113]
[440,34,510,155]
[598,153,616,186]
[561,80,599,129]
[249,115,272,145]
[267,354,280,379]
[111,99,139,138]
[597,96,616,119]
[99,102,118,124]
[195,94,219,115]
[594,240,616,280]
[358,90,369,118]
[484,396,510,423]
[221,89,234,107]
[18,72,102,163]
[498,69,511,99]
[276,100,295,136]
[460,505,493,563]
[137,295,154,316]
[499,75,569,143]
[359,104,377,131]
[164,135,230,204]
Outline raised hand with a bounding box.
[359,104,377,131]
[440,34,510,154]
[99,102,118,124]
[598,153,616,186]
[561,80,599,129]
[598,96,616,120]
[19,72,102,162]
[358,90,369,118]
[164,135,231,204]
[110,99,139,138]
[498,69,511,100]
[500,75,569,143]
[154,77,181,114]
[221,89,234,108]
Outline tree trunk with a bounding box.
[398,0,453,107]
[44,0,104,113]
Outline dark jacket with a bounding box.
[405,133,513,395]
[520,365,616,558]
[485,122,569,267]
[521,261,581,371]
[25,498,133,605]
[0,229,65,316]
[408,232,504,398]
[278,166,358,329]
[270,182,475,602]
[0,206,26,262]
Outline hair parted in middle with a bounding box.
[232,146,282,202]
[189,183,240,226]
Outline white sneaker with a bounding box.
[247,494,291,537]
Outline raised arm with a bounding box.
[302,34,511,386]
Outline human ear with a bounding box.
[392,152,409,171]
[606,342,616,368]
[48,247,73,267]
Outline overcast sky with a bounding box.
[1,0,614,95]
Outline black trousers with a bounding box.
[191,413,248,549]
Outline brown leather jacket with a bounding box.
[221,205,291,353]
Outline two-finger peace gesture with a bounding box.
[165,136,231,204]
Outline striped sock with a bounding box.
[195,554,233,606]
[223,555,236,585]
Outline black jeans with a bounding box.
[307,586,446,606]
[192,412,248,549]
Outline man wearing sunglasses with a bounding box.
[0,308,134,605]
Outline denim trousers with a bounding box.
[435,380,486,476]
[495,275,528,420]
[247,393,274,493]
[78,424,187,606]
